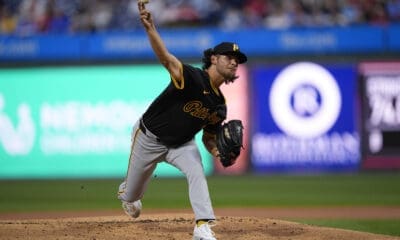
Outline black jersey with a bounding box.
[142,64,226,147]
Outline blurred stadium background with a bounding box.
[0,0,400,237]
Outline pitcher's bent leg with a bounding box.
[118,125,166,202]
[118,160,157,202]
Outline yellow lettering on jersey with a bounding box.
[183,101,209,120]
[183,101,223,124]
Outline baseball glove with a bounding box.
[216,120,244,167]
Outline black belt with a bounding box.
[139,120,160,142]
[139,120,147,134]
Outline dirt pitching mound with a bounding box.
[1,214,399,240]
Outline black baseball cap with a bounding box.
[212,42,247,64]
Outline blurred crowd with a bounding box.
[0,0,399,35]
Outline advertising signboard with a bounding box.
[0,25,388,62]
[360,62,400,169]
[0,65,213,178]
[251,62,360,173]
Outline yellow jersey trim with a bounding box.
[171,62,184,89]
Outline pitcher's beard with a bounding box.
[224,75,239,84]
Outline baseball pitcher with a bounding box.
[117,1,247,240]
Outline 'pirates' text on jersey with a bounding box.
[142,64,227,147]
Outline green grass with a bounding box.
[0,173,399,236]
[208,173,400,207]
[0,179,121,212]
[1,173,399,212]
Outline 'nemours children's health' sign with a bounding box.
[0,65,212,178]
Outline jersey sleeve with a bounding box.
[170,62,184,89]
[170,64,203,90]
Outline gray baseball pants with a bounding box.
[118,119,215,221]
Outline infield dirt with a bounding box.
[1,208,400,240]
